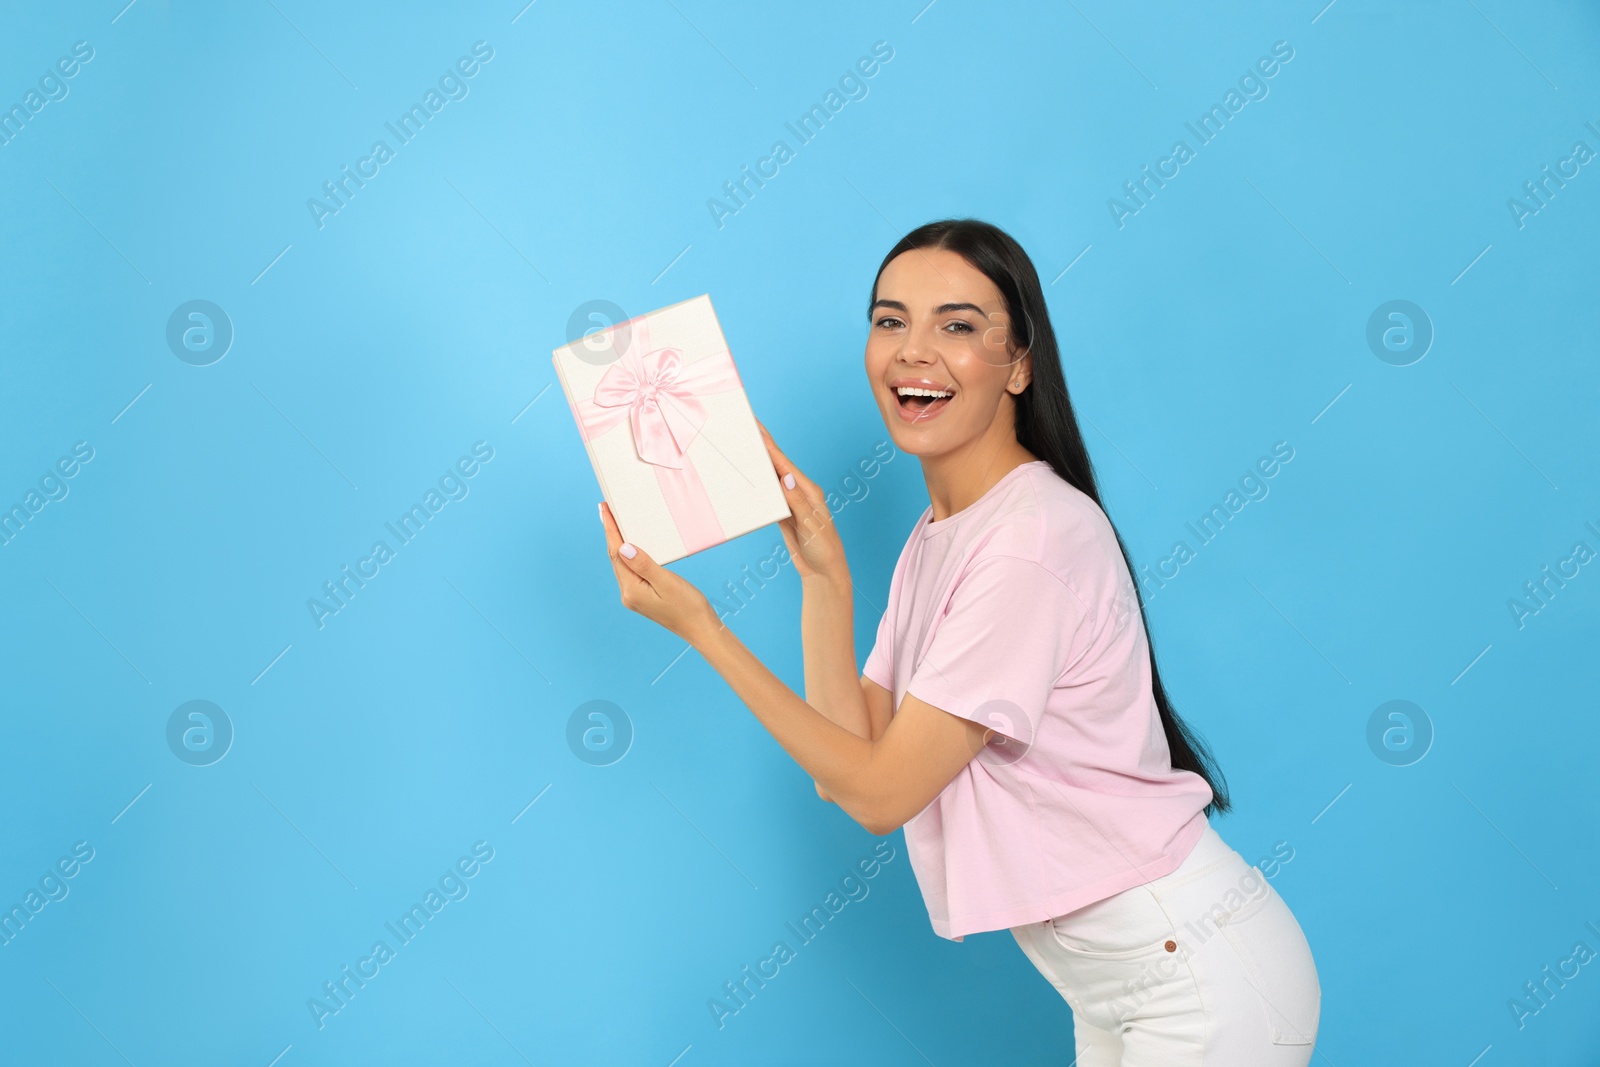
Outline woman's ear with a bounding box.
[1008,349,1032,393]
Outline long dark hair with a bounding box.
[868,218,1231,817]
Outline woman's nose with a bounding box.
[899,328,935,364]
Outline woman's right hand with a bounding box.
[759,420,850,586]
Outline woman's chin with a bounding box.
[886,425,955,460]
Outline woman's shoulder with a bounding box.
[975,463,1118,575]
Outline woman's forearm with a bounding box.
[800,570,874,740]
[690,615,886,831]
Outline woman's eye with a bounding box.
[945,321,974,334]
[874,316,904,329]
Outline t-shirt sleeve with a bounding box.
[903,554,1089,746]
[862,604,894,690]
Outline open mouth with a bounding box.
[894,385,954,419]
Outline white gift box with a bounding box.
[552,294,792,565]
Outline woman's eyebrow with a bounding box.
[870,299,988,315]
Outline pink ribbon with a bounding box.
[571,316,745,556]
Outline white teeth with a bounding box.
[896,386,953,398]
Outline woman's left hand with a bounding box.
[598,501,719,643]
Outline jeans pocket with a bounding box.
[1215,873,1321,1045]
[1047,888,1177,960]
[1048,924,1178,962]
[1041,931,1188,1033]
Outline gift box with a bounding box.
[551,294,792,564]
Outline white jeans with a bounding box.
[1010,823,1321,1065]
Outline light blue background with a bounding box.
[2,1,1597,1064]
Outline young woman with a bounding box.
[598,218,1321,1065]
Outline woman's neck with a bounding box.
[922,441,1041,522]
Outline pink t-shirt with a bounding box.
[862,459,1213,941]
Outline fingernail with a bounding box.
[783,473,795,490]
[620,543,637,559]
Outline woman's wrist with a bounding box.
[801,567,853,599]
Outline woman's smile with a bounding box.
[891,376,957,422]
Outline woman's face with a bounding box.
[865,247,1030,459]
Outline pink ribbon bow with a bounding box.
[571,315,745,555]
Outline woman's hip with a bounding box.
[1011,823,1321,1064]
